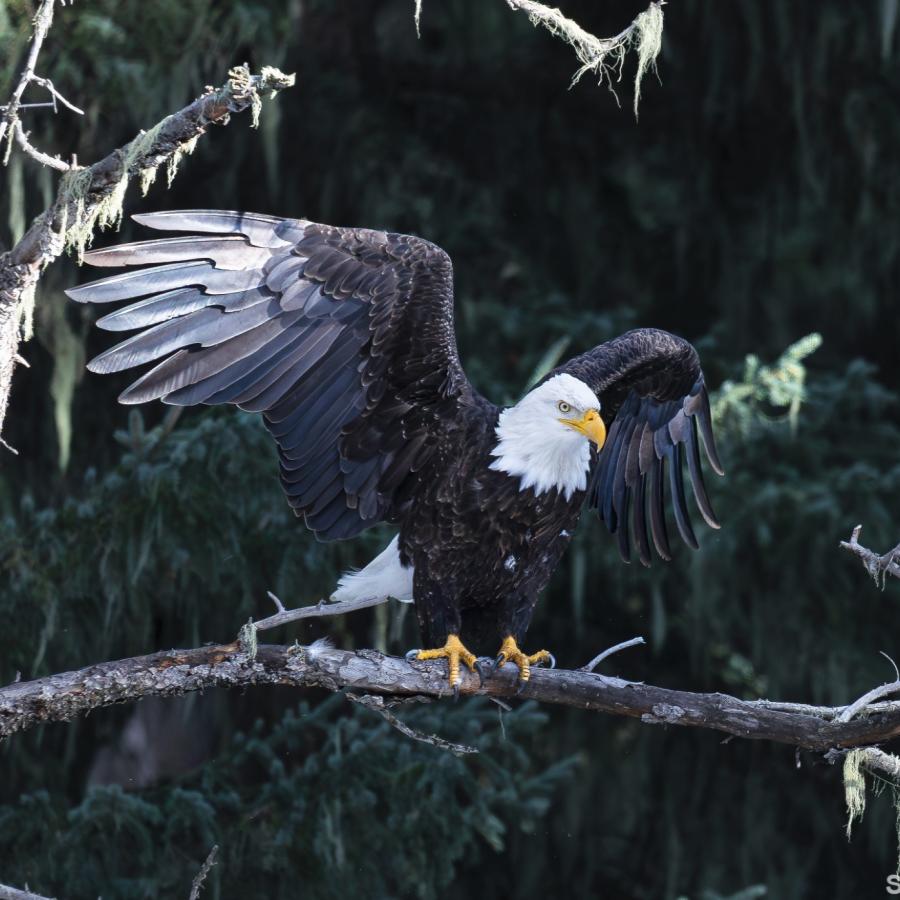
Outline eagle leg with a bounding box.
[493,636,553,684]
[407,633,478,691]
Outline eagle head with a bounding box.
[489,373,605,500]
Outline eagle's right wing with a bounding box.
[66,210,477,540]
[557,328,724,567]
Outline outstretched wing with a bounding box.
[557,328,724,567]
[66,210,477,540]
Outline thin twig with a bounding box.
[751,698,900,718]
[581,636,646,673]
[348,693,478,756]
[836,679,900,724]
[0,102,56,112]
[0,0,59,150]
[251,592,392,633]
[12,120,69,171]
[27,75,84,115]
[187,845,218,900]
[839,524,900,586]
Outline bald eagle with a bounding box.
[67,210,723,689]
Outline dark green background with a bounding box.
[2,1,900,897]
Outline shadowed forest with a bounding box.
[2,1,900,898]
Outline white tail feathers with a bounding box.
[330,535,414,604]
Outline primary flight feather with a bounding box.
[67,210,723,688]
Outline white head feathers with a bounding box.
[489,373,601,500]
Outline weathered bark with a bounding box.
[4,641,900,753]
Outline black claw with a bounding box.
[546,652,557,670]
[473,660,488,688]
[515,678,528,697]
[452,682,461,702]
[405,649,420,662]
[492,653,506,675]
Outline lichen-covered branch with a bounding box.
[0,61,294,445]
[5,640,900,753]
[505,0,665,111]
[413,1,664,113]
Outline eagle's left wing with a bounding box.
[556,328,724,567]
[66,210,480,541]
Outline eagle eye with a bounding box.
[557,401,572,414]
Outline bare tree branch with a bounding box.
[0,103,56,113]
[26,75,84,116]
[837,678,900,724]
[252,591,394,633]
[187,845,218,900]
[11,119,70,171]
[0,883,56,900]
[348,692,478,756]
[0,0,67,153]
[5,641,900,753]
[580,636,646,672]
[840,524,900,585]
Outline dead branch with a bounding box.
[347,692,478,756]
[251,591,394,633]
[840,524,900,586]
[5,640,900,754]
[0,883,56,900]
[0,1,73,155]
[580,635,646,672]
[187,845,218,900]
[0,9,294,443]
[837,655,900,723]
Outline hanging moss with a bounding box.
[631,2,664,117]
[844,749,868,839]
[509,0,664,111]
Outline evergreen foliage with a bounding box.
[2,1,899,897]
[1,697,573,899]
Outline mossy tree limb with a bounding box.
[5,640,900,753]
[0,64,295,447]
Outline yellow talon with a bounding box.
[496,635,552,683]
[414,634,478,687]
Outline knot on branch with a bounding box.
[642,702,686,725]
[0,260,30,299]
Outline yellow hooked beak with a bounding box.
[560,408,606,449]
